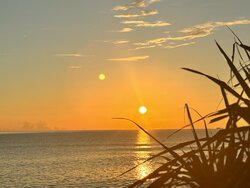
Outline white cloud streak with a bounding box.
[107,55,149,62]
[133,19,250,50]
[116,27,134,33]
[122,20,171,27]
[164,42,195,49]
[55,53,84,57]
[68,66,81,69]
[114,10,158,18]
[180,19,250,37]
[113,0,159,11]
[112,40,130,44]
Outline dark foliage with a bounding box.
[116,31,250,187]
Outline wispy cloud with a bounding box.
[122,20,171,27]
[180,19,250,37]
[116,27,134,33]
[133,19,250,50]
[131,45,157,51]
[55,53,84,57]
[121,20,145,24]
[107,55,149,62]
[111,0,162,48]
[132,34,207,50]
[112,40,130,44]
[164,42,196,49]
[113,0,159,11]
[103,40,130,45]
[114,10,158,18]
[68,66,81,69]
[134,35,201,47]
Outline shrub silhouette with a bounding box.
[116,30,250,188]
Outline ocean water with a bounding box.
[0,130,213,188]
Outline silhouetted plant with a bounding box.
[116,30,250,188]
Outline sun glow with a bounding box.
[98,73,106,81]
[139,106,147,114]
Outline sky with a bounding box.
[0,0,250,131]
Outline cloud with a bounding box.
[55,53,84,57]
[111,0,162,46]
[132,33,208,50]
[126,37,195,50]
[68,66,81,69]
[131,45,157,51]
[113,6,130,11]
[133,19,250,50]
[114,9,158,18]
[121,20,145,24]
[117,27,134,32]
[113,0,159,11]
[111,0,162,45]
[22,121,50,131]
[122,20,171,27]
[164,42,195,49]
[103,40,130,45]
[112,40,130,44]
[107,55,149,62]
[180,19,250,38]
[134,35,204,47]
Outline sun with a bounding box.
[139,106,147,115]
[98,73,106,81]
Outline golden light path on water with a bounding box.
[135,130,152,180]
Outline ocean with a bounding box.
[0,130,213,187]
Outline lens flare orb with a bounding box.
[98,73,106,81]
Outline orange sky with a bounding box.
[0,0,250,131]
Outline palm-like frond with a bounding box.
[120,30,250,187]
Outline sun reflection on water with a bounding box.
[135,130,152,180]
